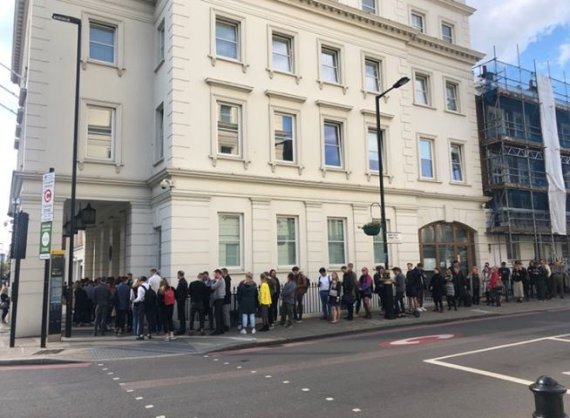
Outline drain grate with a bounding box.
[33,349,65,355]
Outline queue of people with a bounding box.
[68,258,569,341]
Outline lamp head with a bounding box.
[392,76,410,89]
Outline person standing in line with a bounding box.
[347,264,361,315]
[158,278,176,341]
[279,272,297,328]
[512,261,525,302]
[489,267,502,306]
[148,268,162,334]
[84,279,95,324]
[115,276,131,336]
[451,262,466,307]
[382,270,396,320]
[341,265,357,321]
[498,262,511,302]
[258,273,272,332]
[202,272,214,331]
[552,262,565,299]
[527,261,539,299]
[328,272,342,323]
[373,265,385,313]
[482,262,491,304]
[467,266,481,306]
[392,267,406,317]
[444,270,457,311]
[210,269,226,335]
[292,266,308,323]
[317,267,331,320]
[415,264,427,311]
[132,276,149,340]
[541,259,553,299]
[221,268,232,332]
[93,278,111,336]
[268,269,281,329]
[130,278,140,336]
[429,267,445,313]
[237,273,258,334]
[405,263,418,313]
[358,267,373,319]
[174,270,188,335]
[0,284,10,325]
[188,273,209,336]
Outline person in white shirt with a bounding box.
[317,267,331,320]
[148,268,162,333]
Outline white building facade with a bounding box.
[10,0,487,336]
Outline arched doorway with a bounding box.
[419,222,476,274]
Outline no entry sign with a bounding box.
[381,334,458,347]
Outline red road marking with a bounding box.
[0,362,91,371]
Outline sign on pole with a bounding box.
[386,232,402,244]
[40,171,55,259]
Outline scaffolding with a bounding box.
[474,58,570,261]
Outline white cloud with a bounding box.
[468,0,570,63]
[559,43,570,67]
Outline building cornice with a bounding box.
[206,78,254,93]
[315,100,353,112]
[274,0,484,65]
[11,0,28,84]
[265,90,307,103]
[423,0,476,15]
[149,168,489,204]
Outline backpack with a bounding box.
[143,286,157,307]
[163,288,176,306]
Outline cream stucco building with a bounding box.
[10,0,487,336]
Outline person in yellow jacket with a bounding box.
[258,273,272,332]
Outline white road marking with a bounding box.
[203,355,209,358]
[127,390,134,393]
[145,405,154,409]
[113,377,120,381]
[302,388,310,392]
[135,396,143,400]
[97,363,103,366]
[156,416,166,418]
[563,372,570,376]
[424,334,570,393]
[548,337,570,343]
[107,372,114,375]
[251,371,257,374]
[224,362,229,365]
[236,366,242,369]
[352,408,361,413]
[102,368,108,371]
[265,375,272,378]
[213,359,219,362]
[326,397,334,401]
[283,381,290,384]
[119,383,125,386]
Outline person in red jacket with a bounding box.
[488,268,502,307]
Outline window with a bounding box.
[365,59,381,92]
[272,34,293,73]
[87,105,114,160]
[362,0,376,13]
[324,122,342,167]
[217,103,241,156]
[419,138,434,179]
[155,104,164,161]
[157,20,165,63]
[373,221,389,264]
[450,143,464,182]
[219,214,242,267]
[89,22,116,63]
[446,81,459,112]
[216,18,239,60]
[368,128,386,173]
[321,47,340,83]
[414,74,430,106]
[328,218,346,265]
[441,23,454,44]
[274,112,295,162]
[411,12,425,32]
[277,217,297,266]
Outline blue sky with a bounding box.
[0,1,569,250]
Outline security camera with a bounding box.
[160,178,174,190]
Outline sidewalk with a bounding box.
[1,298,569,364]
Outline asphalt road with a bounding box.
[2,307,570,418]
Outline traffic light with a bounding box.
[9,212,29,260]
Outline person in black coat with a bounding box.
[237,273,258,334]
[452,263,466,307]
[429,268,445,312]
[188,273,210,335]
[175,271,188,335]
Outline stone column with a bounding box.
[126,204,156,277]
[83,229,94,279]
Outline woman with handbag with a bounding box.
[328,272,342,323]
[358,267,373,319]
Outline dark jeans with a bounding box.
[260,304,270,328]
[446,296,457,310]
[293,294,305,320]
[213,299,224,333]
[279,302,294,325]
[502,280,510,302]
[395,291,405,314]
[355,294,361,314]
[472,289,480,305]
[190,302,206,331]
[269,294,279,324]
[433,295,443,311]
[115,309,128,332]
[94,304,109,335]
[135,303,145,337]
[206,302,214,330]
[319,290,330,319]
[177,299,186,332]
[344,296,355,319]
[145,304,157,334]
[2,307,9,322]
[536,279,546,300]
[161,304,174,334]
[417,288,424,307]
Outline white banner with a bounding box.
[537,75,567,235]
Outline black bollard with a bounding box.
[529,375,568,418]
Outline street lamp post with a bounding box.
[52,13,81,338]
[375,77,410,269]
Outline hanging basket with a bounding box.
[362,221,381,236]
[361,202,382,236]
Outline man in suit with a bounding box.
[93,278,111,336]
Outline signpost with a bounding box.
[40,169,55,347]
[386,232,402,244]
